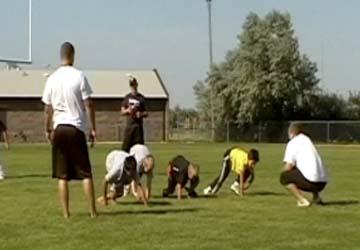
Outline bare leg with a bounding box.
[58,179,70,219]
[83,178,97,218]
[286,184,307,202]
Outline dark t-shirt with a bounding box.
[170,155,190,187]
[121,93,146,126]
[0,121,7,133]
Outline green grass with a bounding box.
[0,143,359,250]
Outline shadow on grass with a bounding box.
[248,191,286,196]
[151,194,217,200]
[322,200,359,206]
[101,207,201,216]
[7,174,49,179]
[117,201,172,206]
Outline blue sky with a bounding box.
[1,0,359,108]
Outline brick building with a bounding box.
[0,69,169,142]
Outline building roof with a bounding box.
[0,69,169,99]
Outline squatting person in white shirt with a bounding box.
[125,144,155,200]
[280,123,328,207]
[97,150,148,206]
[42,42,97,218]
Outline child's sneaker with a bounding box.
[230,182,240,195]
[297,198,311,207]
[203,186,212,195]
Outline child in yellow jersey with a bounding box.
[203,147,259,196]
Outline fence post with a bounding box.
[226,121,230,143]
[326,122,331,143]
[258,123,262,143]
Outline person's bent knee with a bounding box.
[280,171,290,186]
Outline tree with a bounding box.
[195,11,320,124]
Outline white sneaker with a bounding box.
[203,186,212,195]
[297,198,311,207]
[230,182,240,195]
[0,176,4,181]
[123,185,130,197]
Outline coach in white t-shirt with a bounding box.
[280,123,328,207]
[42,42,97,218]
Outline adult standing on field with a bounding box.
[121,75,147,152]
[0,120,10,180]
[280,123,328,207]
[42,42,97,218]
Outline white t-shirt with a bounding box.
[129,144,150,173]
[284,134,328,182]
[42,66,93,133]
[105,150,129,182]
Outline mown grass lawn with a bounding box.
[0,143,359,250]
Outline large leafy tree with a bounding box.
[195,11,320,124]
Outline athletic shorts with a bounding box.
[52,125,92,180]
[280,168,326,193]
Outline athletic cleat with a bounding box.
[312,196,325,205]
[297,198,311,207]
[123,185,130,197]
[230,182,240,195]
[203,186,212,195]
[0,176,4,181]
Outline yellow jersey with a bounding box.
[229,148,249,175]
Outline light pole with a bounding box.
[206,0,215,141]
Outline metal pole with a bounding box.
[29,0,32,62]
[206,0,215,141]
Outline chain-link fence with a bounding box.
[169,121,360,143]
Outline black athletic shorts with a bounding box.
[122,124,144,152]
[280,168,326,193]
[52,125,92,180]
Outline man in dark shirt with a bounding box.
[121,76,148,152]
[0,120,9,180]
[162,155,200,200]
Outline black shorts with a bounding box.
[52,125,92,180]
[280,168,326,193]
[122,124,144,152]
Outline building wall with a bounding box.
[0,98,168,142]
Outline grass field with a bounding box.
[0,143,359,250]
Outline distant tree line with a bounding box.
[190,10,360,130]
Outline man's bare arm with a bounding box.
[44,105,53,143]
[84,98,96,144]
[121,106,132,116]
[283,163,294,172]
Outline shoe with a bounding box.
[0,176,4,181]
[312,196,325,205]
[230,182,240,195]
[297,198,311,207]
[203,186,212,195]
[123,185,130,197]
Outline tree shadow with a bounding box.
[321,200,359,206]
[6,174,49,179]
[247,191,286,196]
[117,201,172,206]
[100,207,201,216]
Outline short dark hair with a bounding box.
[60,42,75,60]
[248,149,259,163]
[288,122,305,136]
[129,78,138,87]
[124,156,137,172]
